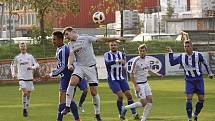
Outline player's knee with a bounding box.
[140,99,147,107]
[22,92,28,96]
[90,90,97,96]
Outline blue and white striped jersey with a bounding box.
[104,51,125,81]
[169,51,213,79]
[51,44,71,77]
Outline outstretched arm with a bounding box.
[96,37,125,43]
[166,47,180,66]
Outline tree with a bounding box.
[2,0,80,44]
[91,0,143,37]
[166,0,174,19]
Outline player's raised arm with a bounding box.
[96,37,125,43]
[166,46,181,66]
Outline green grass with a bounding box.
[0,77,215,121]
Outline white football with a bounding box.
[92,11,105,24]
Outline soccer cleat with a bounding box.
[95,114,102,121]
[23,109,28,117]
[133,113,140,120]
[78,106,85,113]
[61,106,70,115]
[188,119,192,121]
[76,118,82,121]
[193,114,198,121]
[120,106,127,120]
[193,116,198,121]
[141,116,146,121]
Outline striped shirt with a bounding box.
[129,56,150,83]
[51,44,70,77]
[104,51,125,81]
[169,51,213,79]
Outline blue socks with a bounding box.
[128,99,136,114]
[70,101,79,120]
[186,100,192,119]
[57,103,66,121]
[194,101,204,116]
[79,92,87,107]
[117,100,123,115]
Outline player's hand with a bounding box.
[68,65,74,71]
[134,85,140,93]
[27,66,34,70]
[209,74,214,79]
[118,60,125,64]
[12,75,17,80]
[166,46,173,53]
[158,74,164,78]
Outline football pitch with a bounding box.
[0,76,215,121]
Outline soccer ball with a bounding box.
[92,11,105,24]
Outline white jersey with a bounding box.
[130,56,150,83]
[69,35,97,67]
[11,53,39,80]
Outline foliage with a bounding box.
[2,0,80,44]
[0,41,184,60]
[166,0,174,19]
[90,0,142,14]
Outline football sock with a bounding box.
[22,96,28,109]
[57,103,66,121]
[143,103,152,119]
[92,94,100,114]
[186,100,193,119]
[128,99,136,114]
[125,101,142,109]
[27,95,30,108]
[79,91,87,107]
[66,85,76,107]
[117,100,123,115]
[70,101,80,120]
[194,101,204,116]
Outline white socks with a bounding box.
[125,101,143,109]
[92,94,100,114]
[66,85,75,107]
[143,103,152,119]
[22,96,28,109]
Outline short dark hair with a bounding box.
[184,40,192,45]
[138,44,147,51]
[52,31,64,40]
[63,27,74,35]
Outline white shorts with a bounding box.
[135,82,152,99]
[19,80,34,91]
[73,65,98,85]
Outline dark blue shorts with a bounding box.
[108,79,130,93]
[59,76,70,92]
[185,78,205,95]
[77,79,88,90]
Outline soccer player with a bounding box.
[61,27,123,121]
[120,44,163,121]
[67,41,88,113]
[47,31,81,121]
[166,40,214,121]
[104,41,139,120]
[11,42,39,117]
